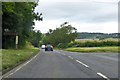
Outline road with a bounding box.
[3,49,118,79]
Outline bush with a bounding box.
[67,42,78,47]
[57,43,68,48]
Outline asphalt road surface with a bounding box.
[3,49,118,79]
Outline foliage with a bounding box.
[30,30,42,47]
[42,22,78,46]
[2,2,43,49]
[57,43,68,49]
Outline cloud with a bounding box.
[34,0,118,33]
[36,0,119,3]
[33,20,62,33]
[34,20,118,33]
[36,2,117,22]
[70,21,118,33]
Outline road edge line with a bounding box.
[3,50,41,78]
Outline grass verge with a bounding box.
[62,46,119,53]
[2,47,40,71]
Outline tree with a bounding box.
[30,30,42,47]
[2,2,43,48]
[42,22,78,46]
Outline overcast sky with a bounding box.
[33,0,119,33]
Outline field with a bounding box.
[75,38,118,42]
[2,47,40,71]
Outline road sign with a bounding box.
[4,32,17,35]
[4,32,18,49]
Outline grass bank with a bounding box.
[2,47,40,71]
[62,46,119,53]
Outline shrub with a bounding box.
[67,42,78,47]
[57,43,68,48]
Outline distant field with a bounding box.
[75,39,99,42]
[63,46,119,53]
[75,38,118,42]
[103,38,118,41]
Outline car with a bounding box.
[45,44,53,51]
[41,45,45,49]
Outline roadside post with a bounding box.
[16,35,18,49]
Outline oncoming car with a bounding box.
[41,45,45,49]
[45,44,53,51]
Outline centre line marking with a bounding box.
[76,60,89,68]
[68,56,73,59]
[62,53,66,55]
[97,73,110,80]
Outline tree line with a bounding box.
[42,22,78,47]
[2,2,42,49]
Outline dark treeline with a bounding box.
[77,32,119,39]
[2,2,43,49]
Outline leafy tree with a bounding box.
[42,22,78,46]
[2,2,43,48]
[30,30,42,47]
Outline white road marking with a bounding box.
[56,51,58,52]
[14,67,22,72]
[97,73,110,80]
[62,53,66,55]
[68,56,73,59]
[5,75,10,77]
[55,51,62,53]
[76,60,89,68]
[9,73,13,75]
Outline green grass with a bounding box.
[2,47,40,70]
[62,46,119,53]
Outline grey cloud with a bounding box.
[36,2,117,23]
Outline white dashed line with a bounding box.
[56,51,58,52]
[97,73,110,80]
[63,53,66,55]
[76,60,89,68]
[68,56,73,59]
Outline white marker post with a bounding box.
[16,35,18,49]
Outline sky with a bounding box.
[33,0,119,33]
